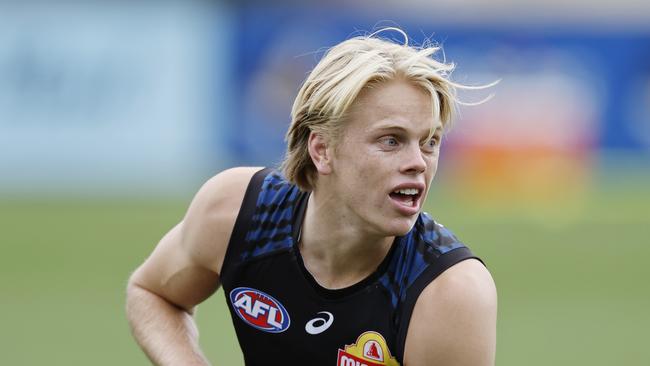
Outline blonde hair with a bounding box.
[282,28,491,191]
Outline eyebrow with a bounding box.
[371,123,443,136]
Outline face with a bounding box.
[320,78,442,236]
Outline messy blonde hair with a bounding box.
[282,27,492,191]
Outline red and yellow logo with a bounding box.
[337,331,399,366]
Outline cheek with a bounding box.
[426,155,439,179]
[430,157,439,172]
[338,145,379,174]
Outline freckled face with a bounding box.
[326,79,443,236]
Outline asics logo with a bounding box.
[305,311,334,335]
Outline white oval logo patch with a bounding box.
[229,287,290,333]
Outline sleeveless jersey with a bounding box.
[220,168,482,366]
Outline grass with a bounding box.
[1,179,648,365]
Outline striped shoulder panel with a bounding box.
[386,212,482,361]
[240,170,301,262]
[379,212,468,310]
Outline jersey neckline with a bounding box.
[290,190,400,300]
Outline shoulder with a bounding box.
[181,167,265,274]
[193,166,264,207]
[403,259,497,366]
[423,259,496,312]
[126,167,266,311]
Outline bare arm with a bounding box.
[126,167,261,366]
[403,259,498,366]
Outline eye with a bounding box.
[379,136,399,148]
[421,135,441,152]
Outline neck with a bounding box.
[298,191,394,290]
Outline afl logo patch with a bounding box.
[229,287,290,333]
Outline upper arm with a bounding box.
[403,258,497,366]
[127,167,263,312]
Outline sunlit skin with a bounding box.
[300,78,443,289]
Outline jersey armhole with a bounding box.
[395,247,484,362]
[219,167,272,287]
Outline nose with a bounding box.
[400,142,427,175]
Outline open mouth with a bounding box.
[389,188,421,208]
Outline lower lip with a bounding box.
[388,195,421,216]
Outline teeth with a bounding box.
[393,188,419,195]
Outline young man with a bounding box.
[126,29,497,366]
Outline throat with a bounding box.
[298,236,395,290]
[299,192,395,289]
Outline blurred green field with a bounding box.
[1,179,649,365]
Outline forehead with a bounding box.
[346,79,441,133]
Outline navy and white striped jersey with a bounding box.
[220,168,481,366]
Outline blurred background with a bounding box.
[1,0,648,365]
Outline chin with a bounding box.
[383,215,419,237]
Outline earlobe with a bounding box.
[307,132,332,175]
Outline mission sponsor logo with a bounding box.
[337,331,400,366]
[229,287,290,333]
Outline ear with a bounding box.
[307,131,332,175]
